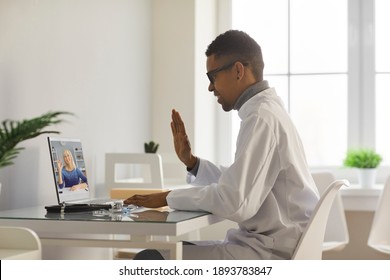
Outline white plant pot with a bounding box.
[357,168,377,188]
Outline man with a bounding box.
[125,30,319,260]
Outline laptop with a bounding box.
[47,136,117,205]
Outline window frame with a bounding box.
[216,0,390,184]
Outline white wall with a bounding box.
[0,0,153,210]
[152,0,219,183]
[0,0,225,259]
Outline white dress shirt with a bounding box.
[167,86,319,259]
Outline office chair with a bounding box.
[0,226,42,260]
[105,153,165,199]
[292,179,350,260]
[367,176,390,254]
[105,153,165,259]
[311,171,349,251]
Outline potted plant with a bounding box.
[343,148,382,187]
[144,141,159,154]
[0,111,71,193]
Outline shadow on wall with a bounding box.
[0,148,40,211]
[323,211,390,260]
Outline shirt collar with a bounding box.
[233,80,269,111]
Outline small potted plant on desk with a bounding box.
[0,111,72,193]
[343,148,382,188]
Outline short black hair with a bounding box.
[205,30,264,80]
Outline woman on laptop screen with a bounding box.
[57,149,88,191]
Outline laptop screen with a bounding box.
[47,137,90,204]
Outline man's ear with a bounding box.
[235,61,245,80]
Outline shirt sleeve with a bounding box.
[187,157,200,175]
[167,114,279,223]
[186,158,225,186]
[58,173,65,189]
[77,168,88,184]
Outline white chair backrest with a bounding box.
[0,226,42,260]
[292,179,350,260]
[105,153,164,189]
[367,176,390,254]
[311,171,349,251]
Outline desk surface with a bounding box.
[0,206,224,259]
[0,206,222,237]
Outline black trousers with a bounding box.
[133,241,195,260]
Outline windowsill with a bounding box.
[340,184,383,211]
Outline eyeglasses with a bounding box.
[206,61,237,84]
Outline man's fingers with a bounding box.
[172,110,187,134]
[124,194,149,206]
[170,121,176,134]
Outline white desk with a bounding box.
[0,206,223,260]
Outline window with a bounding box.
[375,0,390,165]
[229,0,390,175]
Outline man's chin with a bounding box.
[221,104,233,112]
[216,99,233,111]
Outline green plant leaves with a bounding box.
[0,111,73,168]
[144,141,159,153]
[343,148,382,169]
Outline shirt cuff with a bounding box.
[186,157,200,176]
